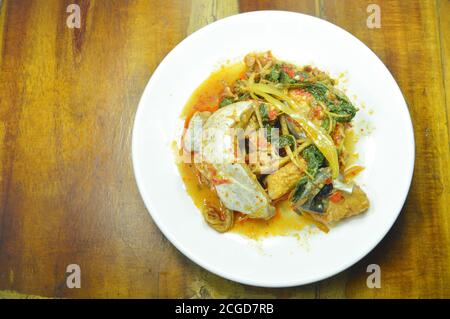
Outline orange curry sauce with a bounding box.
[176,62,312,239]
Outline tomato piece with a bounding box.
[329,191,344,203]
[268,109,278,121]
[282,65,295,78]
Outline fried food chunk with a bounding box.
[308,185,369,224]
[325,185,369,222]
[266,161,306,200]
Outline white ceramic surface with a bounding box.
[132,11,415,287]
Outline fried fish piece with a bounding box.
[308,185,369,224]
[266,161,306,200]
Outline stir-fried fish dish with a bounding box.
[178,52,369,235]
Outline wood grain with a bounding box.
[318,0,450,298]
[0,0,449,298]
[438,0,450,140]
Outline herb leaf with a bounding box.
[259,103,274,142]
[301,145,326,177]
[296,82,357,122]
[219,97,234,108]
[259,103,270,123]
[321,116,330,130]
[237,92,250,101]
[279,71,295,84]
[266,64,281,82]
[291,177,309,203]
[328,98,357,122]
[274,134,296,149]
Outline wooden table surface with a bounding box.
[0,0,449,299]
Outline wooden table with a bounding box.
[0,0,449,299]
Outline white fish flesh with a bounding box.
[200,101,275,219]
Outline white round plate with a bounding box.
[132,11,414,287]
